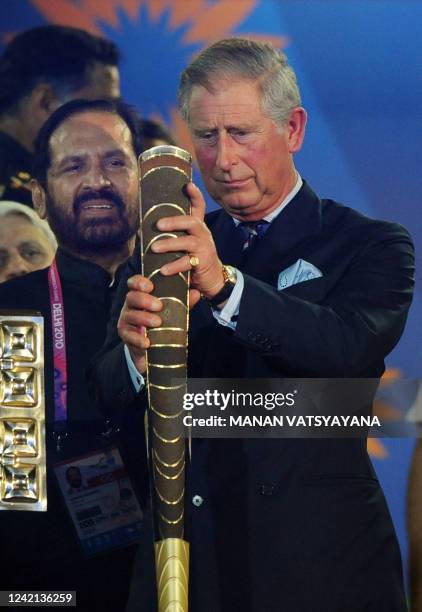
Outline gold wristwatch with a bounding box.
[207,265,237,308]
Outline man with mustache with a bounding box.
[0,98,147,610]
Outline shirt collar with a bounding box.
[232,173,303,226]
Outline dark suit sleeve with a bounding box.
[87,245,143,417]
[235,222,415,376]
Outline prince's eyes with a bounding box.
[196,131,216,140]
[195,128,252,142]
[230,129,249,138]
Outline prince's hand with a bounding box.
[151,182,226,307]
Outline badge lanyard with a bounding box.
[48,263,143,554]
[48,259,116,451]
[47,259,68,444]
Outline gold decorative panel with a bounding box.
[0,314,46,511]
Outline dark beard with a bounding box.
[46,188,138,255]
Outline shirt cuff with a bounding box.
[211,269,244,330]
[124,344,145,392]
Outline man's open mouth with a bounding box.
[81,200,115,210]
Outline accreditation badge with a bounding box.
[54,447,143,557]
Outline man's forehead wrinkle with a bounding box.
[50,117,131,164]
[191,103,260,121]
[190,101,262,129]
[191,107,259,128]
[56,148,123,166]
[191,100,257,110]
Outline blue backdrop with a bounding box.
[1,0,420,590]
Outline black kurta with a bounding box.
[0,248,148,611]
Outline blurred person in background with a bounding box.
[137,117,176,150]
[0,200,56,282]
[0,25,120,206]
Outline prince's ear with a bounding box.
[31,180,47,219]
[287,107,307,154]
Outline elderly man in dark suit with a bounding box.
[91,39,415,611]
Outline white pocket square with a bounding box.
[277,259,322,290]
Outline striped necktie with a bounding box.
[239,220,270,250]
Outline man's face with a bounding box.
[189,78,305,221]
[72,62,120,100]
[40,111,139,254]
[66,467,82,488]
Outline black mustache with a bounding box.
[74,188,124,212]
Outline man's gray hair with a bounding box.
[178,38,301,127]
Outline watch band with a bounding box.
[207,265,237,308]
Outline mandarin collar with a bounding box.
[55,247,112,288]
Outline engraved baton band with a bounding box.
[139,145,192,611]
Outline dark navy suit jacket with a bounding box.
[91,182,415,611]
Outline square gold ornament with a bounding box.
[0,314,46,511]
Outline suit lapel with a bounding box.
[208,209,245,267]
[194,183,322,381]
[205,182,322,291]
[241,182,322,284]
